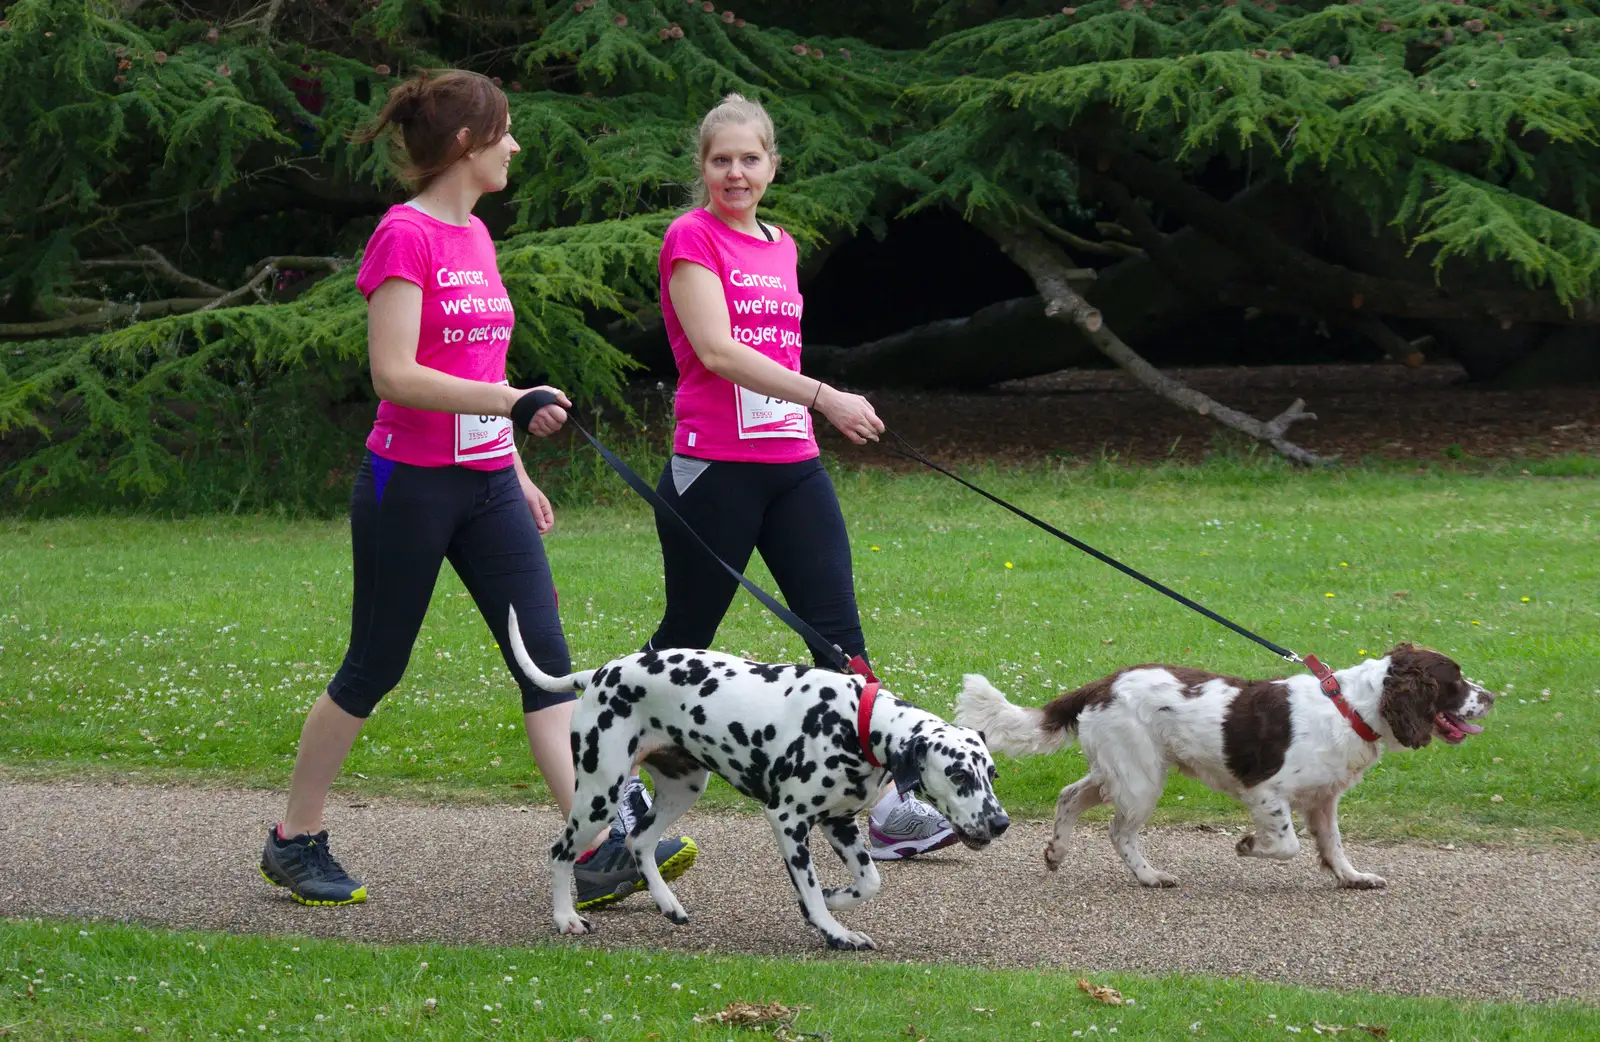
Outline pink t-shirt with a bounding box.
[659,207,818,463]
[356,204,516,470]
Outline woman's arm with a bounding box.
[512,450,555,533]
[366,278,569,432]
[668,260,884,444]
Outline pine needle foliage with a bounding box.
[3,1,1599,512]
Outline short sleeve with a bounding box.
[659,214,722,284]
[357,216,430,299]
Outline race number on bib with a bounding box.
[455,410,514,462]
[734,385,810,440]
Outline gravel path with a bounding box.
[3,780,1597,1004]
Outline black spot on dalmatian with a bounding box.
[670,660,712,687]
[596,709,614,731]
[699,678,720,698]
[728,722,750,746]
[580,729,600,775]
[668,653,685,664]
[690,705,707,726]
[749,663,787,683]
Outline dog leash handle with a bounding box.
[510,388,563,432]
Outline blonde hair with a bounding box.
[690,93,779,208]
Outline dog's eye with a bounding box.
[949,770,974,788]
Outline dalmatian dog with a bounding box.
[507,607,1010,951]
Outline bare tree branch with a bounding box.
[200,255,345,311]
[80,246,227,297]
[1,255,348,337]
[974,214,1332,466]
[1019,204,1144,259]
[0,298,214,336]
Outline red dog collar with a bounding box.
[1303,653,1380,743]
[849,654,885,768]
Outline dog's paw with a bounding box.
[654,894,691,925]
[825,929,877,951]
[1135,869,1179,888]
[1337,872,1387,890]
[1236,832,1299,860]
[553,912,593,936]
[1043,841,1068,872]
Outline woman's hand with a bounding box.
[815,383,885,445]
[514,385,571,437]
[517,470,556,533]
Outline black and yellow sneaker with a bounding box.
[574,831,698,911]
[260,826,368,906]
[574,777,698,911]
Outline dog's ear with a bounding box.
[888,736,929,796]
[1380,646,1439,748]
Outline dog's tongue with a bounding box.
[1434,712,1483,740]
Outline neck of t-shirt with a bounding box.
[404,198,473,229]
[703,206,775,243]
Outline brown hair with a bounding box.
[356,70,509,193]
[690,92,779,208]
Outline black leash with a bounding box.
[513,390,858,675]
[881,429,1302,664]
[513,388,1301,670]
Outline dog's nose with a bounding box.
[989,811,1010,837]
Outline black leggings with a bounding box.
[327,451,573,718]
[645,455,867,666]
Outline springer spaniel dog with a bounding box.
[955,643,1494,889]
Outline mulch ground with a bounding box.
[800,363,1600,467]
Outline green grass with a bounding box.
[4,917,1596,1040]
[2,463,1597,840]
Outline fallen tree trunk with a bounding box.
[974,215,1331,466]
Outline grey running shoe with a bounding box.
[574,777,698,911]
[260,827,367,905]
[868,792,959,861]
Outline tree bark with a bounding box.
[974,215,1331,466]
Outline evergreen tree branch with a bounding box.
[1101,143,1600,326]
[974,212,1331,467]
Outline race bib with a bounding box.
[455,410,514,462]
[734,385,810,440]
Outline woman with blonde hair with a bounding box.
[259,69,696,909]
[634,92,957,859]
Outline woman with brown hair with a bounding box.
[258,70,696,909]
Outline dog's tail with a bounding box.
[506,605,597,693]
[955,674,1079,757]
